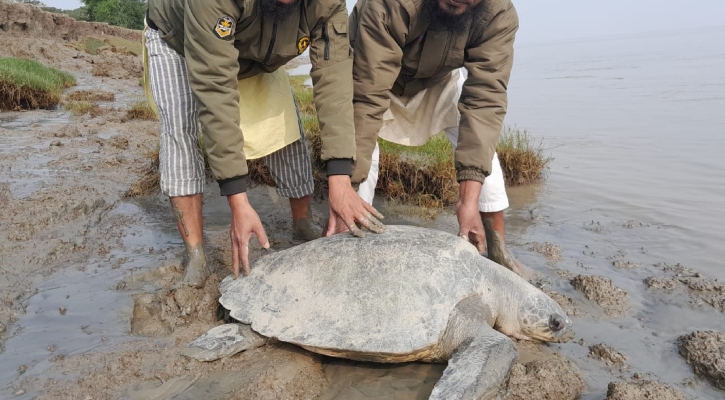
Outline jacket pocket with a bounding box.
[331,21,351,62]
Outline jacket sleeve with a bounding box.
[184,1,246,196]
[349,0,406,183]
[456,1,518,183]
[308,0,355,176]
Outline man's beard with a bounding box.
[259,0,299,21]
[423,0,488,35]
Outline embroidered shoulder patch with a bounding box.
[297,36,310,55]
[213,16,234,40]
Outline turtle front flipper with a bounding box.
[429,296,518,400]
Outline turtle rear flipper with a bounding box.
[430,296,518,400]
[181,323,267,362]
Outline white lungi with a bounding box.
[358,69,509,212]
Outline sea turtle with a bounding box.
[190,225,574,399]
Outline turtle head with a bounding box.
[517,291,574,343]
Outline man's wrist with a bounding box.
[458,179,483,205]
[227,192,250,212]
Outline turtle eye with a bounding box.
[549,314,565,332]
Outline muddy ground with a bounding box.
[1,3,724,400]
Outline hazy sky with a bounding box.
[40,0,725,44]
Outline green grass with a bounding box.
[0,57,76,110]
[378,132,453,165]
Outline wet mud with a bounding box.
[589,343,628,368]
[1,4,725,400]
[605,379,689,400]
[677,331,725,390]
[504,352,585,400]
[570,275,629,316]
[644,263,725,313]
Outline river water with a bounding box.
[318,26,725,399]
[504,25,725,282]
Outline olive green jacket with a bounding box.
[349,0,518,184]
[148,0,354,195]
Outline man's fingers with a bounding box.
[364,215,386,233]
[322,217,334,237]
[254,224,270,250]
[349,222,366,238]
[240,242,251,277]
[364,203,384,220]
[231,235,240,279]
[469,231,486,255]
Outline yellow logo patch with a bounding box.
[214,16,234,40]
[297,36,310,55]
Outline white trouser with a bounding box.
[357,68,509,212]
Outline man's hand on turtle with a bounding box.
[323,175,385,237]
[228,192,270,278]
[456,180,486,254]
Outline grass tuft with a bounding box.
[126,100,158,120]
[125,147,160,198]
[497,126,553,186]
[63,100,102,116]
[0,57,76,110]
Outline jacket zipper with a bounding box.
[434,33,452,77]
[322,23,330,60]
[262,20,278,65]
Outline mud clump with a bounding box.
[605,380,689,400]
[530,242,562,260]
[504,353,585,400]
[644,276,679,290]
[589,343,627,366]
[571,274,629,316]
[679,277,724,293]
[645,265,725,312]
[131,275,221,337]
[676,331,725,390]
